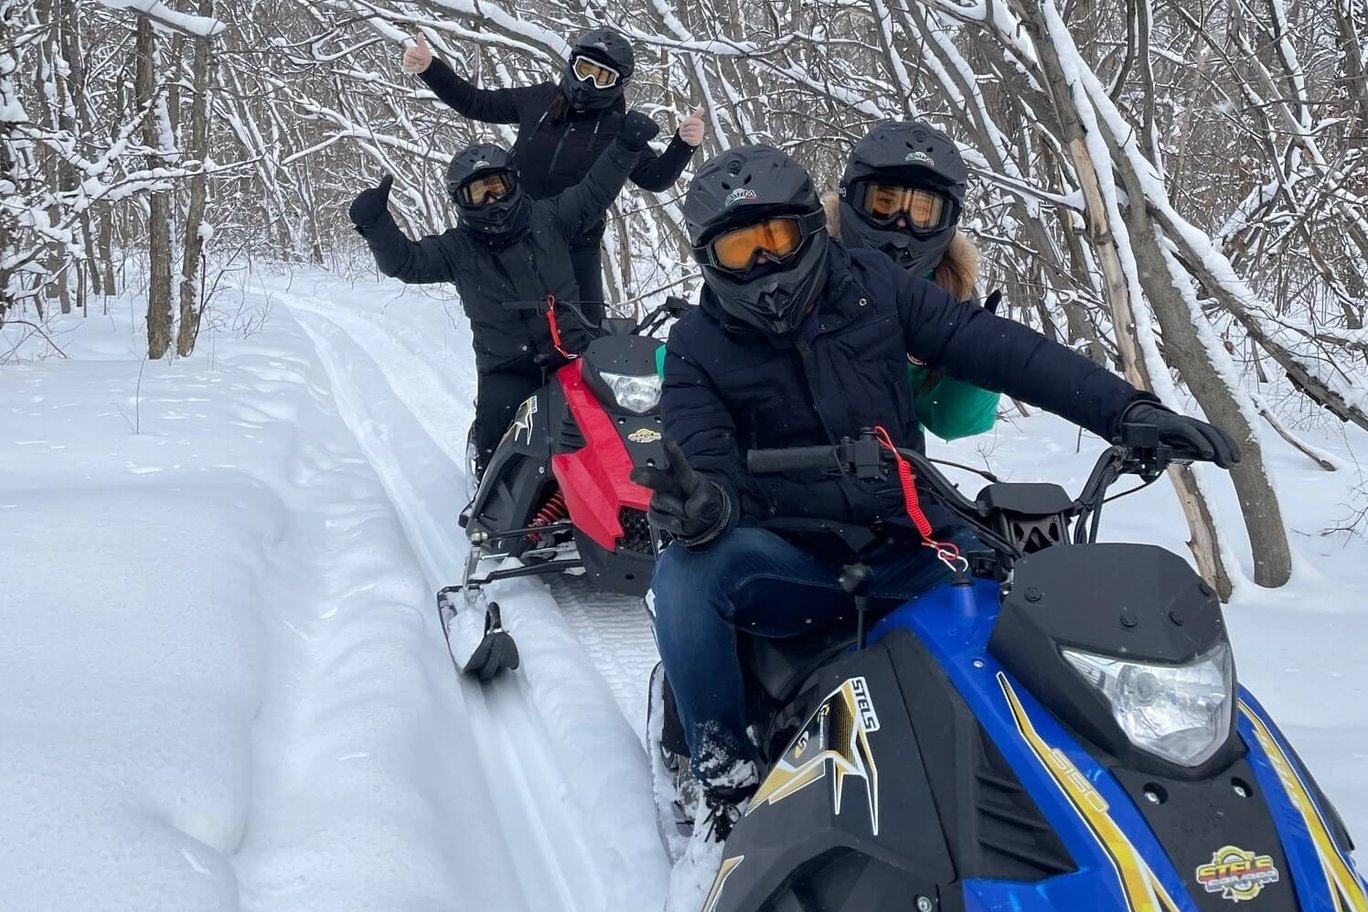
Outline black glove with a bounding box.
[983,289,1002,314]
[1119,402,1241,468]
[618,111,661,151]
[630,440,731,548]
[349,174,394,229]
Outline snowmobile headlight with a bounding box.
[1062,643,1233,767]
[597,370,662,414]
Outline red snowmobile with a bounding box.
[436,296,689,680]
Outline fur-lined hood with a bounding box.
[821,191,979,301]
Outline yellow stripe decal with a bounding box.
[1000,673,1181,912]
[701,855,745,912]
[1241,701,1368,911]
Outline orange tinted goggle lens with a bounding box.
[711,218,802,270]
[459,173,512,205]
[572,55,619,88]
[862,184,946,228]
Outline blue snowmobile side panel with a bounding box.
[870,577,1368,912]
[871,579,1200,911]
[1238,692,1368,911]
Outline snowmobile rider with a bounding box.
[826,118,1000,442]
[632,144,1240,837]
[348,111,660,478]
[402,26,706,322]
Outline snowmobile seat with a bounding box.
[742,599,900,705]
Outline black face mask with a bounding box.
[702,231,831,336]
[558,61,624,112]
[455,186,530,242]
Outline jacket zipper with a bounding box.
[546,109,606,179]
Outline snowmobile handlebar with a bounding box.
[747,435,983,519]
[503,296,691,341]
[748,425,1197,552]
[744,444,855,475]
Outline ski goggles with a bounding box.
[570,54,621,89]
[453,171,514,206]
[693,211,826,273]
[856,183,956,231]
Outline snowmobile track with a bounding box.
[548,576,658,743]
[284,294,669,909]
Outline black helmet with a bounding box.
[560,27,633,112]
[838,120,967,274]
[446,143,528,237]
[684,145,830,336]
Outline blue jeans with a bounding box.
[650,526,975,785]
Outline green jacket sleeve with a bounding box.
[909,362,1001,441]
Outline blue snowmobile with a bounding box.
[653,426,1366,912]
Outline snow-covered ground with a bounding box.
[3,267,1366,911]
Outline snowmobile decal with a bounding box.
[503,394,538,447]
[999,672,1182,912]
[1195,845,1279,902]
[745,676,880,835]
[1240,700,1368,910]
[702,855,745,912]
[627,426,661,444]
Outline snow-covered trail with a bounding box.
[276,284,670,907]
[8,265,1366,912]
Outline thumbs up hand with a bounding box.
[678,106,706,147]
[402,34,433,75]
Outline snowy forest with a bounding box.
[5,0,1366,596]
[4,1,1368,910]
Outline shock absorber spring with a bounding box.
[527,489,568,542]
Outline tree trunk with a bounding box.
[0,0,20,330]
[98,206,116,300]
[1022,1,1234,598]
[1123,199,1292,587]
[176,0,213,357]
[136,18,172,359]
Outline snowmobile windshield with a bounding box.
[571,54,621,88]
[456,171,515,206]
[857,183,955,232]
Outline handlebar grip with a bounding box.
[747,446,840,474]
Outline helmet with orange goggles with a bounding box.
[692,210,827,274]
[854,183,957,233]
[446,143,528,236]
[453,171,514,206]
[838,119,968,274]
[560,27,633,112]
[685,145,831,335]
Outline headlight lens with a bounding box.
[1062,643,1233,767]
[598,370,662,414]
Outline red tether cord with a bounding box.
[545,294,578,361]
[872,425,965,571]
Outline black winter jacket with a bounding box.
[419,59,694,212]
[358,134,642,372]
[662,244,1153,535]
